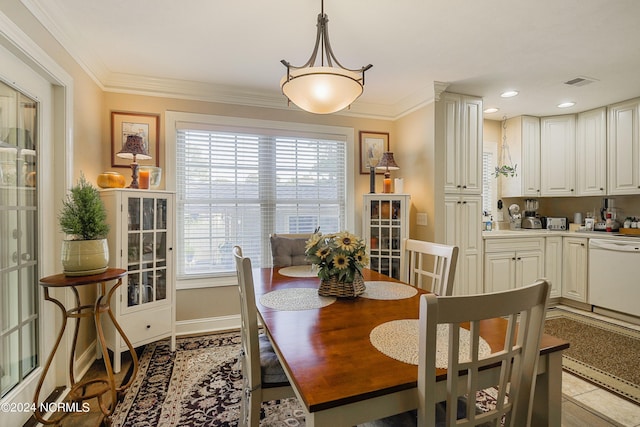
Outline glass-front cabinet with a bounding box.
[362,194,410,279]
[100,189,175,373]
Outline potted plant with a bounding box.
[305,230,369,297]
[59,174,110,276]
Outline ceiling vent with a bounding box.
[564,76,598,87]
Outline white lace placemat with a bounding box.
[369,319,492,367]
[361,281,418,300]
[259,288,336,311]
[278,265,317,277]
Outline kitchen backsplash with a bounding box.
[496,195,640,224]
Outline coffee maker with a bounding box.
[594,197,621,231]
[522,199,542,229]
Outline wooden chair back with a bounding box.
[401,238,459,295]
[233,246,293,426]
[418,279,551,426]
[269,233,313,267]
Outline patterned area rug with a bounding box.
[111,332,305,427]
[111,331,500,426]
[544,308,640,404]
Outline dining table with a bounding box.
[253,266,569,427]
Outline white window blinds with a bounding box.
[175,125,347,278]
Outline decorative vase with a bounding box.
[318,271,366,298]
[61,238,109,276]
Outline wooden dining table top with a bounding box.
[253,267,570,413]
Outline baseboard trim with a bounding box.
[175,315,241,337]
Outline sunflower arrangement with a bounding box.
[305,231,369,283]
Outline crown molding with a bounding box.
[21,0,431,121]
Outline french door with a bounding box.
[0,38,58,427]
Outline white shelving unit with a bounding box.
[100,189,175,373]
[362,194,410,280]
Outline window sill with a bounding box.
[176,274,236,290]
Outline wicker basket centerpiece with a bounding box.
[305,230,369,298]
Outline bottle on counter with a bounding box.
[606,212,613,232]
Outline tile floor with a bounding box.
[557,305,640,427]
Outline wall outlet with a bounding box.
[417,212,428,226]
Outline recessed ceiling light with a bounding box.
[500,90,519,98]
[484,107,499,113]
[557,102,576,108]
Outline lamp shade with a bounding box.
[281,67,364,114]
[116,135,151,160]
[376,152,400,170]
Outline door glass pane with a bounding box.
[156,198,166,229]
[128,197,140,231]
[143,198,154,230]
[0,81,38,397]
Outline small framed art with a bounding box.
[111,111,160,167]
[359,131,389,174]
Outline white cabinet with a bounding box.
[544,236,563,298]
[576,107,607,196]
[484,238,544,294]
[541,115,576,196]
[444,195,483,295]
[363,194,410,280]
[440,92,483,195]
[501,116,541,197]
[608,98,640,195]
[100,189,176,373]
[562,237,588,302]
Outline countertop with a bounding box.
[483,229,640,240]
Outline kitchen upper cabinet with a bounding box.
[562,237,588,302]
[441,92,483,194]
[444,194,483,296]
[541,115,576,196]
[576,107,607,196]
[500,116,541,197]
[483,237,544,294]
[608,98,640,195]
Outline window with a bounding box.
[482,141,498,217]
[167,113,354,287]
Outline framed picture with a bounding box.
[359,131,389,174]
[111,111,160,167]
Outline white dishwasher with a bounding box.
[589,238,640,317]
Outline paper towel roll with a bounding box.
[394,178,404,193]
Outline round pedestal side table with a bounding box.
[34,268,139,426]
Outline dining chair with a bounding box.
[269,233,312,267]
[233,246,295,427]
[400,239,459,295]
[370,279,551,427]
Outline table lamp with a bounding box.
[376,152,399,193]
[116,135,151,189]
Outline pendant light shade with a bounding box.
[281,1,372,114]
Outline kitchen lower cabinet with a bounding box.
[444,195,483,295]
[544,236,563,298]
[484,237,544,293]
[562,237,588,302]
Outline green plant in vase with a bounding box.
[59,174,111,276]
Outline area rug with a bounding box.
[544,307,640,404]
[110,331,500,426]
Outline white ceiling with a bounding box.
[25,0,640,120]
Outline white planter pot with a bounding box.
[61,238,109,276]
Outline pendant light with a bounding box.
[280,0,372,114]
